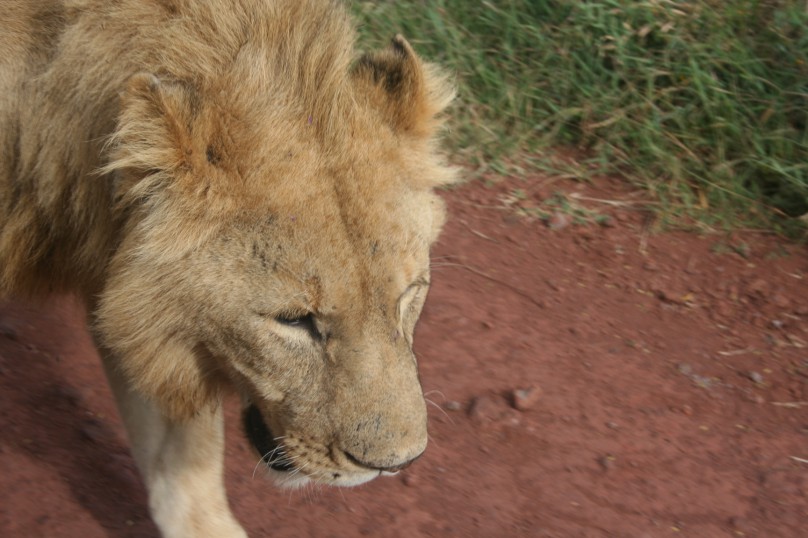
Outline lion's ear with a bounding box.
[353,35,454,138]
[104,73,197,176]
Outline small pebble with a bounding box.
[677,363,693,375]
[642,261,659,272]
[547,212,571,231]
[598,215,616,228]
[598,455,616,471]
[511,386,542,411]
[747,371,764,385]
[443,400,462,412]
[467,396,500,424]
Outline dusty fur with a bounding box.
[1,1,456,536]
[1,0,455,297]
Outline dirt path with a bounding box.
[1,175,806,537]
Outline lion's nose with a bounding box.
[343,449,423,473]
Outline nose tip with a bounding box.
[343,450,423,473]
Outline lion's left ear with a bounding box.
[106,73,198,176]
[352,35,454,138]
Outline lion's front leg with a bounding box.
[100,352,247,538]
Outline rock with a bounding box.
[598,215,616,228]
[746,278,769,298]
[443,400,463,412]
[747,371,764,385]
[544,279,563,292]
[547,212,571,231]
[401,473,418,487]
[597,455,616,471]
[510,386,542,411]
[468,396,501,424]
[677,363,693,375]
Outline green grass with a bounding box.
[352,0,808,233]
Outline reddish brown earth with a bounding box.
[1,175,807,538]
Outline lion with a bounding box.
[0,1,456,536]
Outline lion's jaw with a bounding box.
[242,403,408,489]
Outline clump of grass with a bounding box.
[353,0,808,232]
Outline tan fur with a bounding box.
[1,1,456,536]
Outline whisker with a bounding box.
[426,397,454,425]
[253,444,284,479]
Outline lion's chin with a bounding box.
[242,404,293,472]
[242,404,382,488]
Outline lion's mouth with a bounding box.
[242,404,294,472]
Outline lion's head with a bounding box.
[95,28,455,487]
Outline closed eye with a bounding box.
[274,312,321,340]
[398,280,429,321]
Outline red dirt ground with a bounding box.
[1,175,806,538]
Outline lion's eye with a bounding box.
[398,281,428,325]
[274,313,321,340]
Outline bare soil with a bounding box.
[1,175,807,537]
